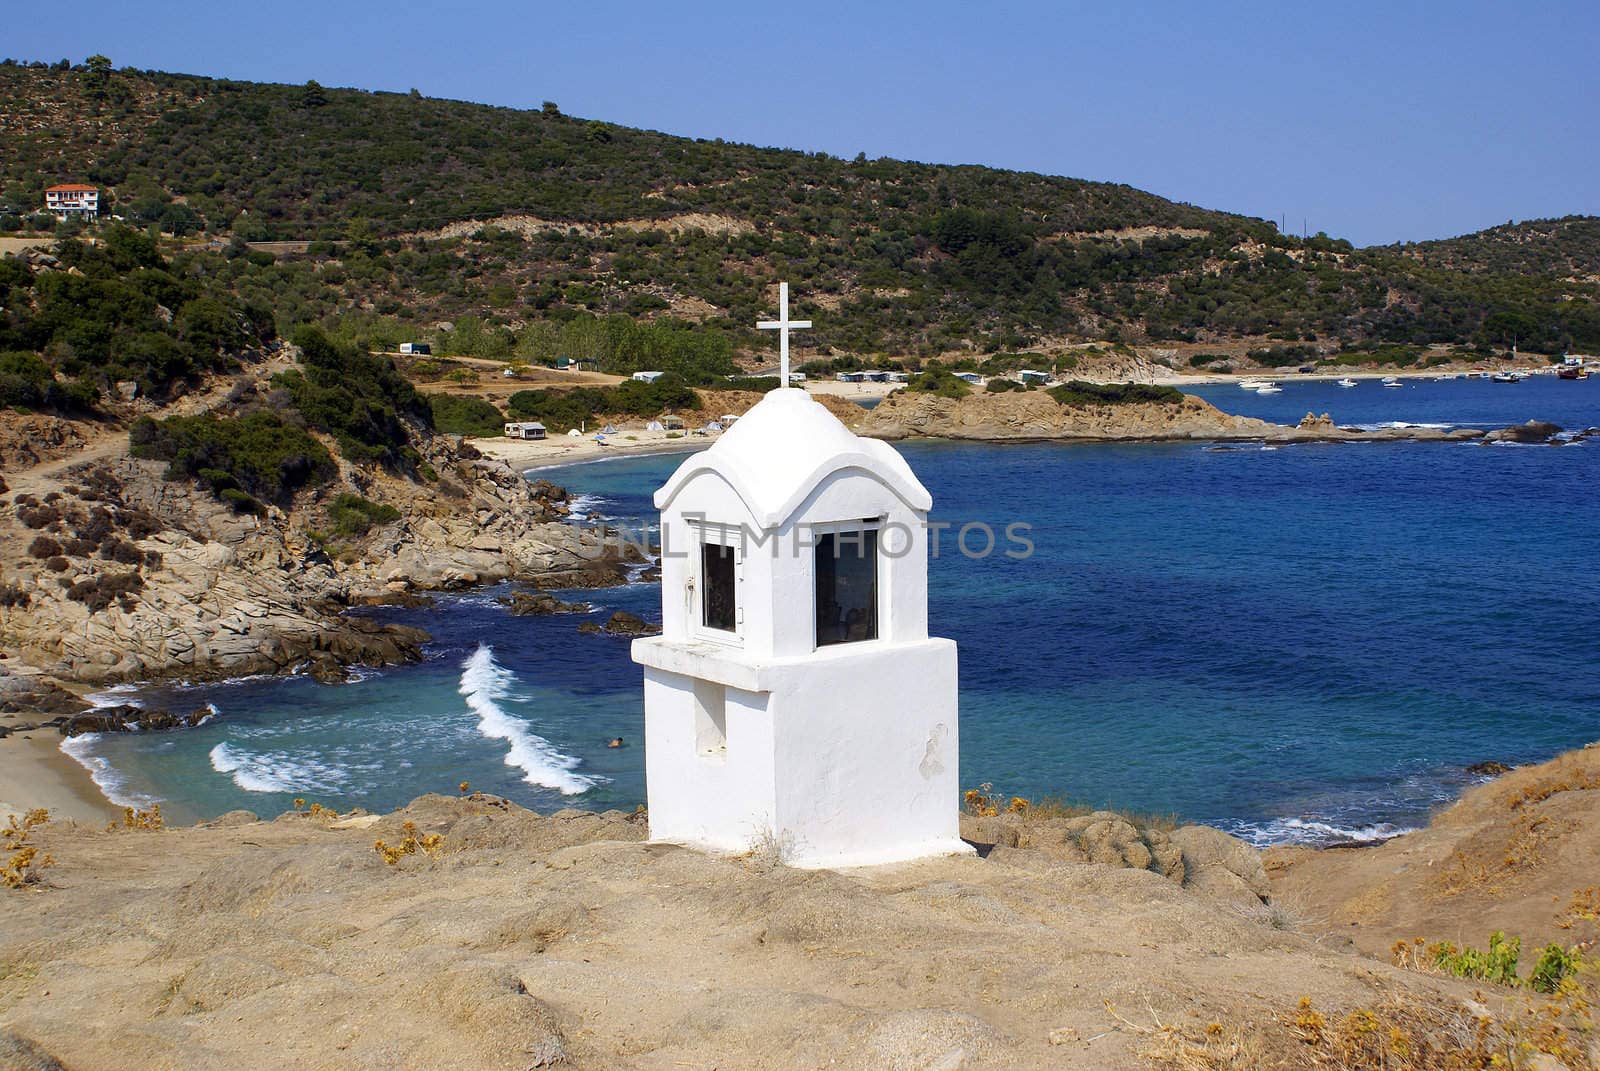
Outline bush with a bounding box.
[326,493,400,537]
[272,325,431,465]
[427,393,504,436]
[986,378,1025,393]
[27,535,62,559]
[905,369,972,398]
[0,581,31,608]
[66,571,143,613]
[130,411,337,506]
[1048,381,1184,407]
[505,376,700,431]
[45,555,70,572]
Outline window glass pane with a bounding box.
[815,529,878,646]
[701,543,736,632]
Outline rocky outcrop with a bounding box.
[1483,419,1564,443]
[60,703,214,737]
[857,388,1490,444]
[0,432,628,684]
[578,611,661,637]
[499,591,591,615]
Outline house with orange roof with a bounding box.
[43,184,99,221]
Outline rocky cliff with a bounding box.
[0,423,633,687]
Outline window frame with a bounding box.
[689,522,743,646]
[810,518,884,651]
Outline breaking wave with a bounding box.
[208,742,349,794]
[459,645,597,794]
[1226,816,1420,848]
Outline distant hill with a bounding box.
[1392,216,1600,279]
[2,59,1598,359]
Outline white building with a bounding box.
[503,421,547,440]
[632,370,665,383]
[631,387,969,868]
[43,184,98,221]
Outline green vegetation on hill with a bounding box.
[0,225,272,405]
[427,393,504,436]
[2,60,1598,362]
[505,376,699,431]
[1048,381,1184,407]
[129,410,335,511]
[272,325,430,465]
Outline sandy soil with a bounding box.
[1269,743,1600,958]
[0,794,1509,1071]
[0,733,115,826]
[0,237,55,255]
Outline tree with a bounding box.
[84,54,112,77]
[541,101,560,116]
[300,79,328,109]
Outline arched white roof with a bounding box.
[654,388,931,528]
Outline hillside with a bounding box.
[1395,216,1600,281]
[3,59,1599,364]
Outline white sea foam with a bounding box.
[563,493,606,522]
[208,742,349,794]
[59,735,160,808]
[1228,816,1419,848]
[459,644,597,794]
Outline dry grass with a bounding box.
[1,809,53,889]
[962,783,1180,831]
[1141,990,1600,1071]
[1505,768,1600,811]
[1432,810,1572,899]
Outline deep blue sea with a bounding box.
[70,374,1600,845]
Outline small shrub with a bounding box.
[326,493,400,537]
[107,805,163,831]
[1,809,53,890]
[1433,931,1523,986]
[374,820,443,864]
[0,582,32,608]
[66,571,144,613]
[17,505,60,530]
[27,536,61,559]
[45,556,69,573]
[62,537,95,556]
[906,369,972,398]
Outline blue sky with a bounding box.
[12,1,1597,246]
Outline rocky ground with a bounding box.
[1268,742,1600,960]
[5,784,1583,1071]
[0,370,639,691]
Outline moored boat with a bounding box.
[1337,378,1358,388]
[1381,376,1403,388]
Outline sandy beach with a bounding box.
[475,427,712,471]
[0,730,118,825]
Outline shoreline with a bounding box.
[0,730,120,825]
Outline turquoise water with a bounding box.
[70,376,1600,844]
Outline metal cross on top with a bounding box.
[756,281,811,388]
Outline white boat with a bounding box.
[1239,378,1270,390]
[1382,376,1403,388]
[1255,383,1283,394]
[1337,378,1358,388]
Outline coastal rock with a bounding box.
[60,704,213,737]
[0,675,87,717]
[416,965,569,1068]
[499,591,591,616]
[1467,761,1513,777]
[1167,824,1272,906]
[579,611,661,638]
[1297,411,1337,430]
[1484,419,1563,443]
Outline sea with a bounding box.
[67,373,1600,847]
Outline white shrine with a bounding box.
[630,284,970,868]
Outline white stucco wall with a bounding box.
[633,388,968,868]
